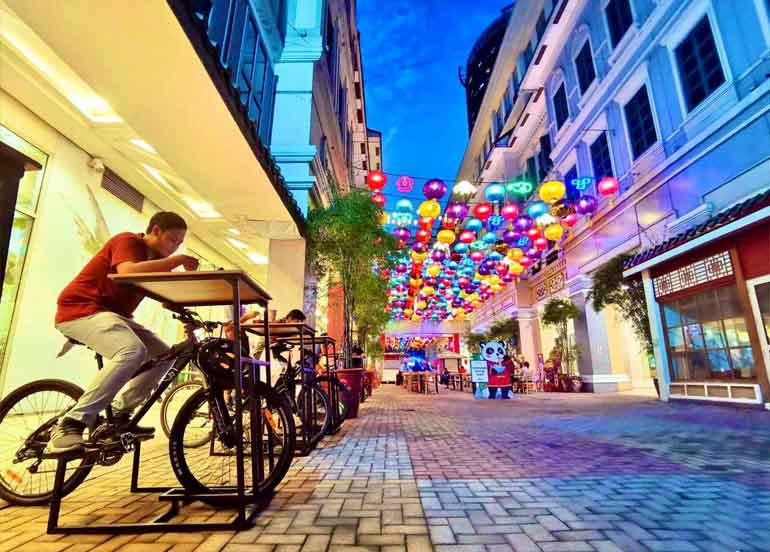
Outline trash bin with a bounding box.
[337,368,365,418]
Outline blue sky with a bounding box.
[358,0,508,206]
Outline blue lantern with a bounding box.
[465,217,484,232]
[527,201,549,219]
[395,198,414,214]
[484,183,506,203]
[482,232,498,245]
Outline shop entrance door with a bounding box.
[747,276,770,406]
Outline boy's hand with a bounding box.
[177,255,199,271]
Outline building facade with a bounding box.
[458,0,770,403]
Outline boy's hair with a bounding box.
[147,212,187,233]
[283,309,306,322]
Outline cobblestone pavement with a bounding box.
[1,386,770,551]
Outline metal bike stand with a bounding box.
[257,323,319,457]
[317,336,341,434]
[44,271,275,534]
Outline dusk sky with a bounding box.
[357,0,508,204]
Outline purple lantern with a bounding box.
[502,229,519,244]
[431,249,447,262]
[478,264,491,276]
[576,195,599,216]
[394,227,411,241]
[423,179,448,200]
[446,202,469,220]
[514,215,535,233]
[412,241,427,253]
[527,247,540,258]
[424,277,438,287]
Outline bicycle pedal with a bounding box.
[120,433,136,452]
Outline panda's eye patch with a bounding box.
[485,348,494,355]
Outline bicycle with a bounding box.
[0,308,295,506]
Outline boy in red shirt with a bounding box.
[49,212,199,452]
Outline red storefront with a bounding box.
[624,190,770,406]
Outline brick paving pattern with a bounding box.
[1,387,769,551]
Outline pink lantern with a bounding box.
[473,203,493,221]
[598,176,620,198]
[459,230,475,244]
[501,203,520,221]
[534,237,549,251]
[469,250,484,262]
[561,213,579,228]
[396,175,415,193]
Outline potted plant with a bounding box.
[541,298,581,392]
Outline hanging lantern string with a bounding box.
[350,163,518,187]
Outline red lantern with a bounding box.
[561,213,579,228]
[416,229,431,243]
[469,250,484,262]
[526,227,541,240]
[534,237,549,251]
[519,256,532,267]
[418,216,434,230]
[367,170,387,191]
[598,176,619,197]
[459,230,475,244]
[473,203,493,221]
[371,192,386,208]
[496,263,509,275]
[500,203,520,221]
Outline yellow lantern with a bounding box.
[417,300,427,310]
[507,247,524,261]
[460,290,469,298]
[418,199,441,218]
[539,180,566,204]
[426,264,441,277]
[437,229,456,245]
[472,301,482,308]
[492,284,502,292]
[510,262,524,275]
[411,251,427,262]
[380,212,389,225]
[544,223,565,241]
[489,275,501,285]
[410,278,423,287]
[404,308,414,317]
[422,286,435,296]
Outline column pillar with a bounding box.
[643,270,670,401]
[517,307,542,367]
[570,277,618,393]
[267,239,307,317]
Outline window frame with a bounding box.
[551,78,570,132]
[661,0,732,120]
[589,130,616,182]
[573,31,598,99]
[615,62,661,166]
[602,0,637,65]
[622,84,659,160]
[753,0,770,46]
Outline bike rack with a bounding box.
[43,270,277,534]
[317,336,342,435]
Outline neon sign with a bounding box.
[569,177,593,192]
[505,180,534,196]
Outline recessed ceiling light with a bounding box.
[130,139,156,154]
[228,228,241,235]
[182,196,222,219]
[227,237,247,250]
[141,163,173,191]
[247,252,268,265]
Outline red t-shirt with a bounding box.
[56,233,149,324]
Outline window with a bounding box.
[526,156,538,183]
[575,40,596,95]
[523,42,535,69]
[590,132,613,179]
[535,10,547,41]
[325,9,338,85]
[553,83,569,129]
[538,134,552,182]
[675,16,726,112]
[495,109,504,136]
[360,143,366,155]
[662,286,755,381]
[564,165,579,198]
[605,0,633,48]
[319,135,328,168]
[623,85,658,159]
[0,127,47,368]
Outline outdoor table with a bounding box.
[403,372,439,395]
[243,322,320,455]
[45,270,273,534]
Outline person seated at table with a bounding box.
[439,367,450,388]
[49,212,198,452]
[518,361,531,393]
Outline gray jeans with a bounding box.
[56,311,171,427]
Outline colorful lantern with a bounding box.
[576,195,599,216]
[396,175,415,193]
[514,215,535,232]
[501,203,520,221]
[561,213,579,228]
[465,217,484,232]
[367,170,386,191]
[507,247,524,261]
[437,229,457,245]
[416,229,431,243]
[418,199,441,218]
[484,183,506,203]
[446,202,469,220]
[371,192,386,208]
[527,201,549,219]
[544,223,565,242]
[393,227,411,241]
[539,180,566,204]
[395,198,414,214]
[423,179,448,200]
[598,176,620,198]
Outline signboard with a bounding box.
[531,258,567,303]
[470,360,489,383]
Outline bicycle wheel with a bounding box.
[316,376,350,423]
[297,384,331,446]
[169,381,295,505]
[160,380,208,447]
[0,379,94,505]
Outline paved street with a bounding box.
[1,386,770,551]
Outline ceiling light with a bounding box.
[247,252,268,265]
[141,163,173,191]
[228,228,241,236]
[182,196,222,219]
[130,139,157,154]
[227,237,248,250]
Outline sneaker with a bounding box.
[112,412,155,437]
[46,417,87,453]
